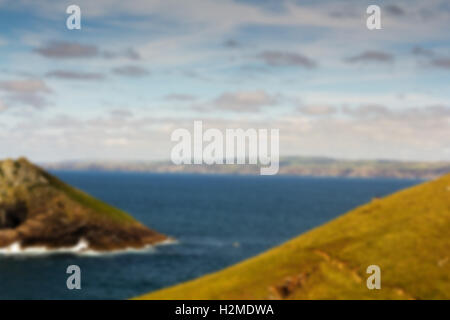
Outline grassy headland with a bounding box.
[138,173,450,299]
[0,158,166,250]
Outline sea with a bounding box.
[0,172,421,299]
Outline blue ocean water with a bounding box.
[0,172,420,299]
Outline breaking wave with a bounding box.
[0,238,177,257]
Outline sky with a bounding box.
[0,0,449,162]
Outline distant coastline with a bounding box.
[42,157,450,180]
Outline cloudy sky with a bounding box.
[0,0,449,162]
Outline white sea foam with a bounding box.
[0,238,177,257]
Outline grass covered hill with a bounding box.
[0,158,166,251]
[138,173,450,299]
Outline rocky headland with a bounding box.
[0,158,167,252]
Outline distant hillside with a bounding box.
[0,158,167,251]
[137,173,450,299]
[43,157,450,179]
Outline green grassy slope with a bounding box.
[138,174,450,300]
[5,158,137,225]
[40,168,137,224]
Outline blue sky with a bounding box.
[0,0,449,162]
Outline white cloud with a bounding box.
[3,104,449,162]
[1,0,449,162]
[0,79,51,93]
[0,100,8,112]
[212,91,278,112]
[104,138,129,146]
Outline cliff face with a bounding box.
[0,158,167,251]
